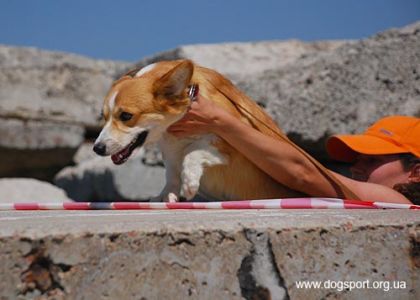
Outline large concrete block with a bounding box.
[238,22,420,158]
[0,178,72,203]
[0,210,418,299]
[0,45,130,179]
[54,150,165,201]
[133,40,346,84]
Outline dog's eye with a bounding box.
[119,112,133,122]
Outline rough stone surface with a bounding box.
[56,22,420,200]
[72,142,97,165]
[54,149,165,201]
[3,22,420,198]
[0,45,129,127]
[134,40,346,84]
[237,22,420,158]
[0,209,418,299]
[270,222,419,300]
[0,178,72,203]
[0,45,130,179]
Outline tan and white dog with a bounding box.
[93,59,304,202]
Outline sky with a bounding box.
[0,0,419,62]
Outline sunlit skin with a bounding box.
[350,154,410,188]
[167,94,413,203]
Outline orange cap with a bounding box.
[326,116,420,162]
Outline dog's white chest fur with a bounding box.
[155,133,227,202]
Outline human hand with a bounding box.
[167,94,229,138]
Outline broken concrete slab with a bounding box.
[0,178,73,203]
[54,150,165,201]
[0,119,84,180]
[0,45,130,179]
[0,209,418,299]
[54,22,420,201]
[239,21,420,159]
[134,40,347,83]
[0,45,130,128]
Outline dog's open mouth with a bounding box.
[111,131,149,165]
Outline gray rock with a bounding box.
[0,45,130,127]
[0,119,83,180]
[54,149,165,201]
[131,23,419,161]
[72,141,97,164]
[0,178,72,203]
[55,22,420,201]
[237,22,420,159]
[0,45,130,179]
[133,39,347,84]
[4,22,419,199]
[0,118,83,149]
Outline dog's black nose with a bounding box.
[93,143,106,156]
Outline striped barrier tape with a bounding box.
[0,198,418,210]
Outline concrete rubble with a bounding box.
[0,209,418,299]
[0,45,130,180]
[0,178,72,203]
[55,22,420,200]
[1,22,419,200]
[0,22,419,300]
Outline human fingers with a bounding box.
[185,96,219,123]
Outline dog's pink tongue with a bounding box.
[111,146,131,165]
[111,154,121,164]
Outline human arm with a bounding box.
[331,172,412,204]
[167,95,412,204]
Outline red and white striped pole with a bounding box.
[0,198,418,210]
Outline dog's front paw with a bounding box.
[180,182,199,201]
[166,193,179,203]
[150,192,179,203]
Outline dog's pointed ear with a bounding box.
[153,60,194,98]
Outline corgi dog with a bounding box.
[93,59,304,202]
